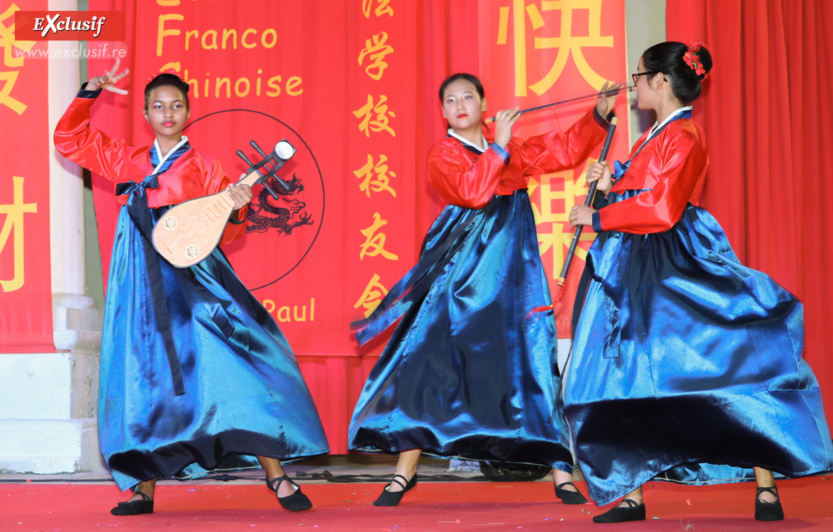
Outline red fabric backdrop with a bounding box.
[0,0,54,353]
[666,0,833,429]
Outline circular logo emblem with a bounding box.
[185,110,324,291]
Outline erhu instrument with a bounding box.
[526,116,618,317]
[152,139,296,268]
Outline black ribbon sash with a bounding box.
[116,141,190,396]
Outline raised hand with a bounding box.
[493,107,520,149]
[87,58,129,95]
[595,80,625,119]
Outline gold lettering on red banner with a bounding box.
[354,273,389,317]
[0,176,37,292]
[0,4,29,114]
[354,154,397,198]
[362,0,394,18]
[353,94,396,137]
[359,212,398,261]
[496,0,613,96]
[358,32,393,81]
[262,297,316,323]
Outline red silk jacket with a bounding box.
[427,108,609,209]
[597,118,708,234]
[53,94,247,245]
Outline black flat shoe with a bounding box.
[373,473,418,506]
[111,490,154,516]
[555,481,588,505]
[592,498,646,523]
[267,475,312,512]
[755,486,784,521]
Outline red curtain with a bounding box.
[667,0,833,429]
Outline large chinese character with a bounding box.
[354,273,389,317]
[359,212,399,261]
[353,94,396,138]
[0,176,38,292]
[0,3,31,68]
[362,0,394,18]
[358,32,394,81]
[0,4,31,114]
[354,154,397,198]
[528,169,595,277]
[496,0,613,96]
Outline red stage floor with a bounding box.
[2,477,832,531]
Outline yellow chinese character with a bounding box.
[496,0,613,96]
[1,3,33,68]
[362,0,394,18]
[354,154,397,198]
[528,168,595,277]
[0,70,26,114]
[358,32,394,81]
[353,94,396,138]
[0,176,38,292]
[359,212,399,261]
[354,273,389,317]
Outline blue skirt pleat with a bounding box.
[99,208,329,490]
[565,193,833,505]
[349,192,573,471]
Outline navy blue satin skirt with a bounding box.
[99,208,329,490]
[565,193,833,505]
[349,192,573,471]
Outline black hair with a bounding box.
[641,41,713,104]
[438,73,485,101]
[144,73,190,110]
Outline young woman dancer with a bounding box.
[54,61,329,515]
[349,72,621,506]
[566,41,833,523]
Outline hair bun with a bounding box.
[683,39,712,80]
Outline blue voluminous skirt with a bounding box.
[565,192,833,505]
[349,191,573,471]
[99,207,329,490]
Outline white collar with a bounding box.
[647,106,692,139]
[152,136,189,174]
[447,128,489,153]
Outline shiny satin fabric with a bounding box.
[349,192,573,471]
[99,207,329,491]
[53,94,247,241]
[565,191,833,505]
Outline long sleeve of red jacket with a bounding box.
[596,122,707,234]
[53,91,131,182]
[427,143,511,209]
[428,108,608,209]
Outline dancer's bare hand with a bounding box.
[87,58,129,95]
[494,107,521,149]
[595,81,624,118]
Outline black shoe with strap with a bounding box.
[592,498,646,523]
[755,486,784,521]
[111,490,154,516]
[373,473,418,506]
[555,481,589,505]
[267,475,313,512]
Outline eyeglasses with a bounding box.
[632,71,659,84]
